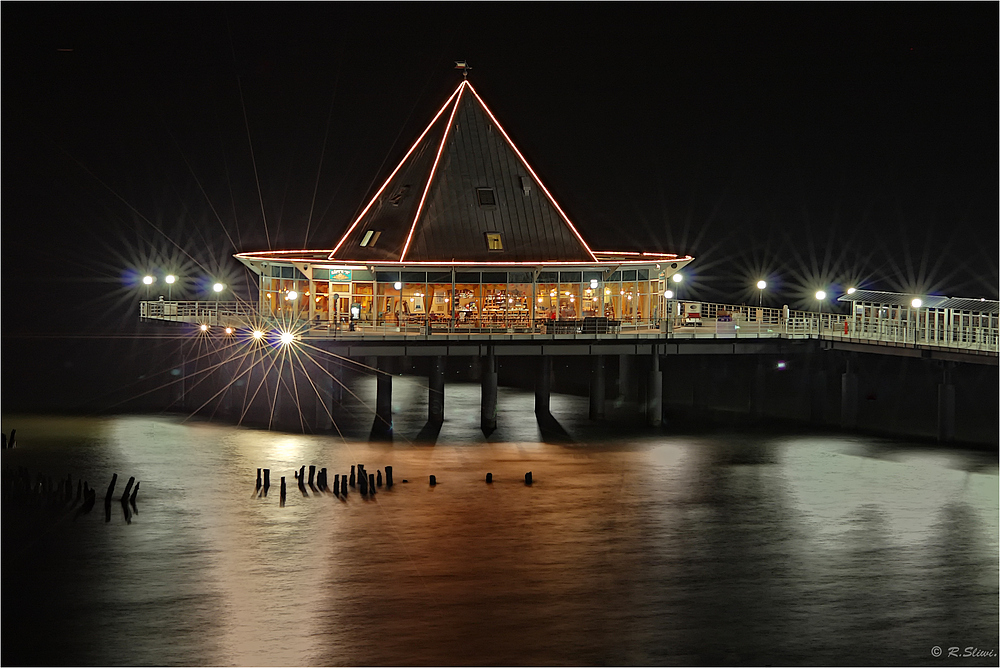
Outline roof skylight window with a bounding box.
[476,187,497,208]
[485,232,504,251]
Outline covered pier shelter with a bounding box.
[235,77,692,335]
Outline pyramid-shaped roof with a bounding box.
[329,80,597,264]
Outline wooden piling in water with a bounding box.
[104,474,118,504]
[486,473,493,483]
[263,469,270,489]
[429,475,437,486]
[130,481,140,504]
[280,476,286,501]
[376,470,382,487]
[340,474,348,495]
[525,472,532,485]
[120,476,135,503]
[385,466,393,488]
[369,473,376,494]
[333,474,340,494]
[359,471,368,495]
[350,466,356,487]
[256,468,262,489]
[308,465,316,486]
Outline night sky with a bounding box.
[3,3,997,409]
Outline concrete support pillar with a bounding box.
[589,355,605,420]
[840,355,858,429]
[314,350,334,432]
[428,356,445,424]
[220,355,236,419]
[535,355,552,416]
[749,356,766,421]
[480,348,498,434]
[373,357,393,438]
[331,357,344,404]
[937,364,955,442]
[646,354,662,427]
[809,368,827,425]
[618,354,632,401]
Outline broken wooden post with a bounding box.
[333,474,340,494]
[120,476,135,503]
[308,465,316,486]
[256,468,262,489]
[385,466,393,488]
[369,473,376,494]
[263,469,270,490]
[280,476,287,502]
[359,471,368,495]
[341,474,348,495]
[129,481,140,504]
[486,473,493,483]
[350,466,356,487]
[104,474,118,504]
[525,472,532,485]
[376,470,383,487]
[429,475,437,486]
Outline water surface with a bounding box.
[3,386,997,666]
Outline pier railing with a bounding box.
[139,300,998,354]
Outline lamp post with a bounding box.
[142,275,154,300]
[165,274,176,300]
[213,282,224,325]
[815,290,826,331]
[911,298,922,343]
[756,280,766,306]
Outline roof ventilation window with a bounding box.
[520,176,531,196]
[485,232,504,252]
[360,230,382,247]
[476,187,497,209]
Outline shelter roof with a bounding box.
[838,289,998,314]
[328,80,598,264]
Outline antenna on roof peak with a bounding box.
[454,60,471,79]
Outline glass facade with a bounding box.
[256,264,669,331]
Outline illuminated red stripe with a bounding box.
[238,252,694,268]
[466,82,599,263]
[327,83,464,260]
[399,81,467,262]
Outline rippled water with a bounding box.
[2,383,997,666]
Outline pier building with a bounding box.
[233,77,692,333]
[136,74,998,444]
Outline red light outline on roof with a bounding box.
[399,81,467,262]
[328,84,463,260]
[466,82,598,262]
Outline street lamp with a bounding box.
[756,280,766,306]
[165,274,176,300]
[815,290,826,330]
[213,282,224,325]
[142,275,154,300]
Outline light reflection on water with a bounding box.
[2,385,997,666]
